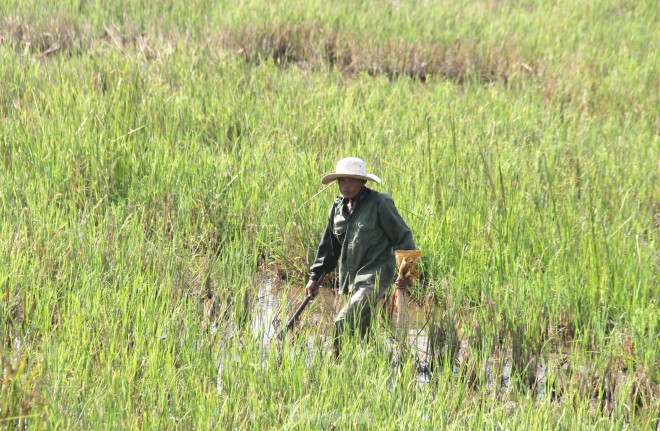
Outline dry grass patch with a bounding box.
[0,15,173,59]
[224,22,523,84]
[1,16,531,85]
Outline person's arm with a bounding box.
[379,196,417,290]
[307,204,341,297]
[378,196,416,251]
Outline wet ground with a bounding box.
[218,278,450,393]
[215,279,532,392]
[217,278,659,424]
[249,278,429,348]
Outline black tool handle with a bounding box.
[278,273,326,340]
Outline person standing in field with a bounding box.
[305,157,417,356]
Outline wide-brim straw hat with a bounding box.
[321,157,382,184]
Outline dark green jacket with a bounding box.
[310,186,416,295]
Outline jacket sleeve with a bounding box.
[309,204,341,280]
[378,196,416,251]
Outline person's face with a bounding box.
[337,177,366,200]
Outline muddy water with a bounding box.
[217,279,432,394]
[251,280,429,344]
[218,280,659,420]
[216,279,553,396]
[247,281,553,394]
[252,280,434,379]
[217,279,336,395]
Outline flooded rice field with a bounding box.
[219,279,543,393]
[216,277,659,425]
[218,278,513,394]
[216,279,419,390]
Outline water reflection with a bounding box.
[250,279,279,343]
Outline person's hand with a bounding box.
[394,276,412,292]
[305,279,319,299]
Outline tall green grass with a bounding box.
[1,0,658,428]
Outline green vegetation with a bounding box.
[1,0,658,428]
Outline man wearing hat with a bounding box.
[305,157,416,355]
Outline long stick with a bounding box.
[288,184,334,224]
[278,273,327,340]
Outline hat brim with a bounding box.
[321,173,382,185]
